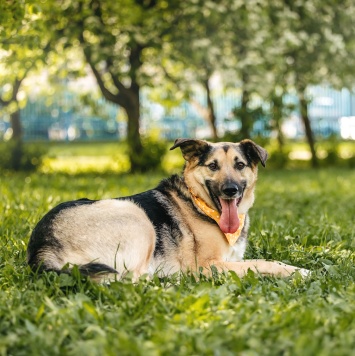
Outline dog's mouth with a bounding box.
[217,196,243,234]
[209,190,243,234]
[206,181,244,234]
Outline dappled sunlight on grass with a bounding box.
[40,141,131,174]
[41,155,130,174]
[35,140,355,175]
[37,141,185,175]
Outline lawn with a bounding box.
[0,158,354,355]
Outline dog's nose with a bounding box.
[222,184,239,197]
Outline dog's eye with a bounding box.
[208,162,219,171]
[236,162,246,170]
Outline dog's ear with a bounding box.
[239,139,268,167]
[170,138,211,161]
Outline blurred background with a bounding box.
[1,0,355,173]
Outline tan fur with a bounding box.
[184,143,257,214]
[48,200,156,279]
[165,188,308,278]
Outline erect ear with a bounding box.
[239,139,268,167]
[170,138,211,161]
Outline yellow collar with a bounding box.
[189,189,245,246]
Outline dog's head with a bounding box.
[170,138,267,234]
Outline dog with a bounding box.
[27,138,309,281]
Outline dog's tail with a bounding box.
[30,261,118,280]
[78,263,118,277]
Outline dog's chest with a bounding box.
[223,239,247,262]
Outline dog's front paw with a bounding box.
[272,261,310,278]
[294,267,310,278]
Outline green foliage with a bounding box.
[2,0,355,171]
[0,141,47,172]
[319,137,341,167]
[0,168,355,354]
[0,1,25,40]
[129,133,168,173]
[232,105,267,137]
[268,149,290,169]
[345,155,355,168]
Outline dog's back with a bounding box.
[27,175,203,279]
[27,197,157,279]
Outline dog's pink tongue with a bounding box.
[219,198,239,234]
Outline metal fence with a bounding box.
[1,85,354,141]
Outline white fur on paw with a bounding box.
[295,268,310,278]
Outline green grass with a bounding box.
[1,165,355,355]
[18,139,355,174]
[37,141,184,174]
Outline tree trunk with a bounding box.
[9,78,24,171]
[240,87,252,139]
[124,85,144,173]
[204,79,218,141]
[271,94,285,152]
[10,109,22,140]
[83,44,145,172]
[275,118,284,151]
[298,89,318,168]
[126,45,144,172]
[238,71,252,138]
[10,110,23,171]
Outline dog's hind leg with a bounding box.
[29,199,157,282]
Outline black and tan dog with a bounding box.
[27,138,309,280]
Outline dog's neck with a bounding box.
[188,187,245,246]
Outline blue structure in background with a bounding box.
[143,86,355,139]
[10,91,120,141]
[307,86,355,137]
[0,85,355,141]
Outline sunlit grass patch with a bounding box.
[40,141,130,174]
[41,155,130,174]
[38,141,185,174]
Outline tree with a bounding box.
[222,1,273,139]
[270,0,355,167]
[41,0,185,172]
[161,0,230,141]
[0,73,27,170]
[0,2,49,170]
[0,0,27,144]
